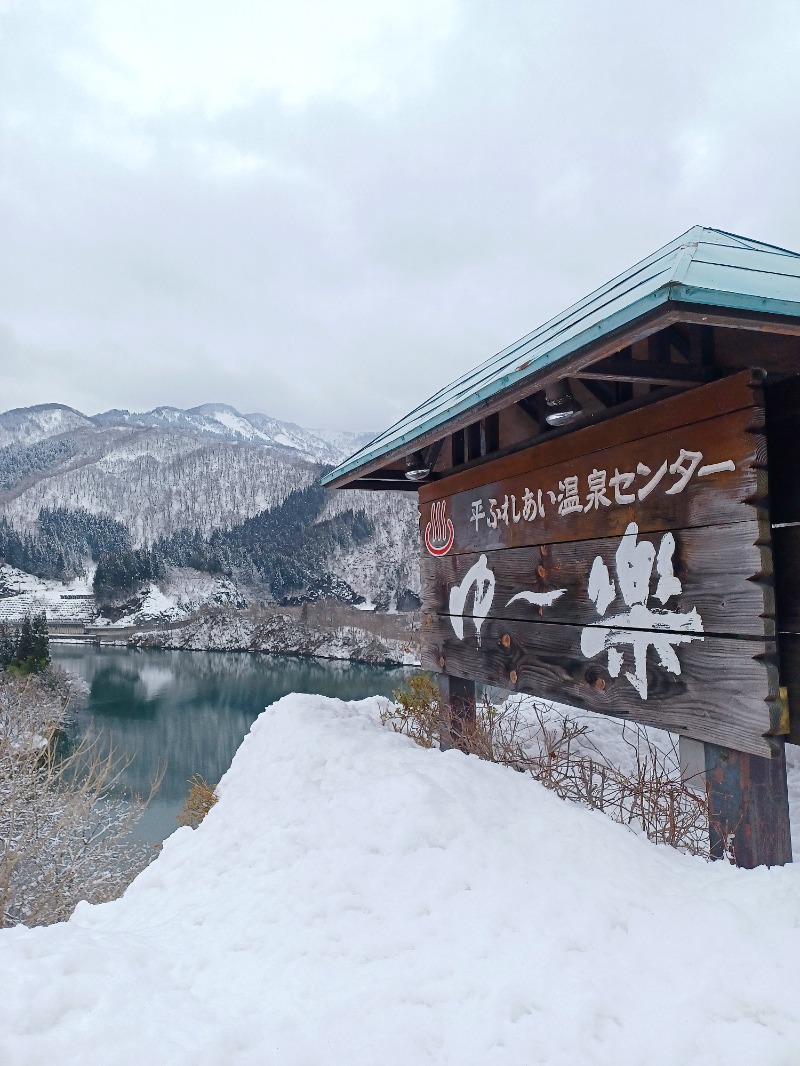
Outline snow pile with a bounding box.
[2,694,800,1064]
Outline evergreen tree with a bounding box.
[0,614,49,673]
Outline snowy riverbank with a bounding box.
[0,563,419,666]
[2,693,800,1064]
[130,611,420,666]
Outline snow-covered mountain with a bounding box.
[0,401,419,611]
[0,401,373,465]
[91,404,374,464]
[0,404,95,448]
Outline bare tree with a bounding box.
[0,673,158,928]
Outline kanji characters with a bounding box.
[463,449,736,539]
[470,499,485,531]
[584,468,611,511]
[581,522,704,699]
[557,476,584,516]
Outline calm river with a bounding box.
[51,643,411,843]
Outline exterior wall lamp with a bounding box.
[405,451,431,481]
[544,381,581,426]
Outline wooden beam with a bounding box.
[325,301,800,492]
[419,375,765,512]
[409,384,690,491]
[516,395,542,426]
[424,438,444,473]
[577,378,616,408]
[420,525,774,638]
[437,674,476,752]
[346,477,419,491]
[452,429,465,467]
[422,614,781,757]
[482,413,500,456]
[678,305,800,338]
[666,323,692,362]
[701,324,715,365]
[579,357,715,387]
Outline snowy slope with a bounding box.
[0,400,372,466]
[0,404,94,449]
[91,404,374,464]
[0,564,98,625]
[321,488,421,606]
[1,430,321,544]
[0,402,417,609]
[1,694,799,1065]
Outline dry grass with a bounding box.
[384,677,709,857]
[177,774,218,829]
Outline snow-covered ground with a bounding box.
[132,611,420,666]
[110,570,245,627]
[0,564,245,629]
[2,693,800,1065]
[0,564,97,625]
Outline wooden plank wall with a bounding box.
[766,376,800,745]
[419,371,785,758]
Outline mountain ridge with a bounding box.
[0,402,375,466]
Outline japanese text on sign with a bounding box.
[470,450,736,531]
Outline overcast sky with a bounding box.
[2,1,800,431]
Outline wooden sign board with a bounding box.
[418,371,786,759]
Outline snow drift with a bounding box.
[1,694,799,1065]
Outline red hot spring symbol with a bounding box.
[424,499,455,556]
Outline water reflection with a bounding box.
[52,644,411,843]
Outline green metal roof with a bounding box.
[322,226,800,488]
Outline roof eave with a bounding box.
[670,283,800,320]
[322,284,673,489]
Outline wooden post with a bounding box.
[437,674,476,752]
[704,742,792,868]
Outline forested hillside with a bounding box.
[0,403,420,612]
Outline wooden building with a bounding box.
[323,226,800,867]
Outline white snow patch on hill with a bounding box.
[0,564,97,625]
[109,572,245,627]
[1,694,799,1065]
[0,404,94,448]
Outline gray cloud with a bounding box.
[2,0,800,430]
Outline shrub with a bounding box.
[385,678,709,856]
[382,673,440,748]
[177,774,217,829]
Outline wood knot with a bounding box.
[537,565,547,580]
[585,668,606,690]
[501,633,511,648]
[438,656,445,668]
[509,670,518,685]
